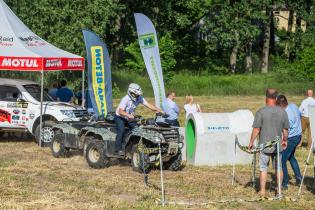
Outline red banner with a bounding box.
[0,56,84,71]
[43,57,84,70]
[0,56,43,70]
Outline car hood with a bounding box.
[41,102,85,110]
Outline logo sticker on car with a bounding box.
[13,109,20,114]
[12,115,20,120]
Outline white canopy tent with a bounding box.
[0,0,85,146]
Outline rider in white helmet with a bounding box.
[114,83,163,156]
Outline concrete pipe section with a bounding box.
[185,110,254,166]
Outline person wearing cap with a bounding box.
[114,83,163,156]
[299,89,315,149]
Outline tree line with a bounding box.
[2,0,315,85]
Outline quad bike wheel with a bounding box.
[50,133,70,158]
[85,139,109,169]
[131,144,151,173]
[164,152,182,171]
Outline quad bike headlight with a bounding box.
[60,110,76,118]
[154,136,161,143]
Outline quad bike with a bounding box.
[50,113,183,173]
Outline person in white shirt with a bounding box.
[299,89,315,149]
[115,83,163,156]
[184,94,201,118]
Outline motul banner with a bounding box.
[0,56,84,71]
[43,58,84,70]
[134,13,166,108]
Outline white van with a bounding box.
[0,78,88,146]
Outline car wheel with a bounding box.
[34,121,55,147]
[85,139,109,169]
[131,144,151,173]
[50,133,70,158]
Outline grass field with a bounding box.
[0,96,314,210]
[112,71,315,97]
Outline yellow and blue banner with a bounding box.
[82,29,112,119]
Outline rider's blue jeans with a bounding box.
[114,115,137,151]
[282,135,302,187]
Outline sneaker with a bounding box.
[282,185,288,191]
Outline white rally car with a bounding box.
[0,78,88,146]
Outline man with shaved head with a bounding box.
[249,88,289,196]
[299,89,315,149]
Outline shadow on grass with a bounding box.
[244,178,260,192]
[66,150,83,157]
[303,176,315,194]
[0,131,34,143]
[242,172,282,194]
[243,173,315,195]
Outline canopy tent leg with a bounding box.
[82,70,85,107]
[39,70,44,147]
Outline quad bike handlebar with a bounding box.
[84,112,170,127]
[128,113,169,126]
[128,115,146,124]
[156,112,169,119]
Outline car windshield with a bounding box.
[23,85,53,102]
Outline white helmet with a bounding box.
[128,83,143,101]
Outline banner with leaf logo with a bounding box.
[134,13,166,108]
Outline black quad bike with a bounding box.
[50,113,183,173]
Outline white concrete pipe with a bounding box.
[185,110,254,166]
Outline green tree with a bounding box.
[202,0,264,73]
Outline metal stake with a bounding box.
[141,150,148,186]
[232,136,237,185]
[277,140,282,199]
[298,135,315,196]
[158,141,165,206]
[252,153,256,188]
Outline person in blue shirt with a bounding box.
[48,82,58,101]
[162,91,180,126]
[276,95,302,190]
[56,80,74,103]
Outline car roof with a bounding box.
[0,78,38,86]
